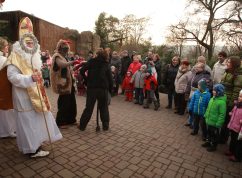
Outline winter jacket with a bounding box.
[212,61,226,85]
[131,70,146,88]
[154,60,162,85]
[80,57,113,93]
[122,75,134,91]
[144,75,158,91]
[205,95,227,128]
[110,57,122,75]
[227,105,242,133]
[51,53,73,95]
[189,89,211,116]
[190,70,212,90]
[175,67,192,94]
[186,70,212,95]
[205,64,212,75]
[163,63,179,90]
[220,67,242,107]
[41,67,49,79]
[121,56,132,77]
[128,61,142,75]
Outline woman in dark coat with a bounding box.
[163,56,180,109]
[79,48,113,131]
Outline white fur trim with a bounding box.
[12,42,42,71]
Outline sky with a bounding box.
[1,0,187,45]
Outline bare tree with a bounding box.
[119,14,150,45]
[220,2,242,52]
[166,26,187,57]
[170,0,239,60]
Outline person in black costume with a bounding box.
[50,40,77,128]
[79,48,113,131]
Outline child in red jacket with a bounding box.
[122,71,134,101]
[143,69,159,110]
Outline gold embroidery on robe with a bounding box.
[8,52,51,112]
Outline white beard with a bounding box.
[12,41,42,71]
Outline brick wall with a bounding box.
[0,11,99,57]
[38,20,76,55]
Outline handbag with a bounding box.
[158,84,168,94]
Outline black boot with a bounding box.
[207,143,216,152]
[157,99,160,107]
[201,141,210,148]
[103,122,109,131]
[143,99,149,108]
[154,101,159,111]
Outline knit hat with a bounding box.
[198,79,207,91]
[213,84,225,97]
[140,64,147,70]
[181,60,190,66]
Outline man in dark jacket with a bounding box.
[110,51,122,95]
[79,48,113,131]
[120,50,132,82]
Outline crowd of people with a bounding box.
[105,50,242,162]
[1,31,242,162]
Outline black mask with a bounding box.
[61,46,69,53]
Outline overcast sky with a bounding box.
[1,0,187,45]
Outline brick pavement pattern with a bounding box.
[0,88,242,178]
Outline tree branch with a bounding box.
[214,1,229,14]
[172,25,209,49]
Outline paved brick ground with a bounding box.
[0,88,242,178]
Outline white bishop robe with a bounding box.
[7,64,62,154]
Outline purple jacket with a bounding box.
[227,106,242,133]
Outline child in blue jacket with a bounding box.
[189,79,211,139]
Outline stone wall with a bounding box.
[0,11,100,57]
[77,31,100,57]
[38,20,75,54]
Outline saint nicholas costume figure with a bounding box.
[7,17,62,158]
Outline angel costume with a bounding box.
[7,40,62,154]
[0,51,16,138]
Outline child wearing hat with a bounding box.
[226,89,242,162]
[189,79,211,139]
[122,71,134,101]
[202,84,226,152]
[143,68,159,110]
